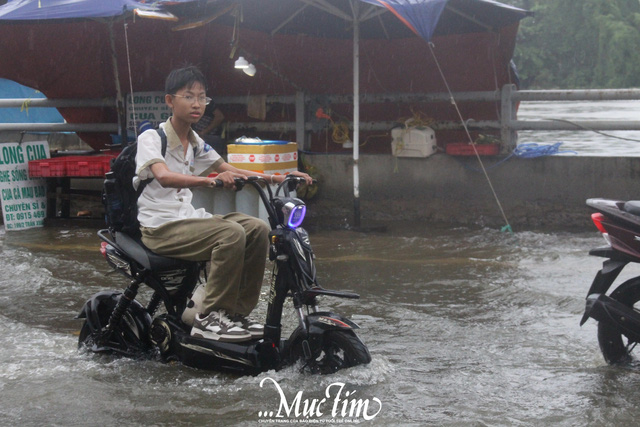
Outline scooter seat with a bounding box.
[115,231,194,271]
[623,201,640,216]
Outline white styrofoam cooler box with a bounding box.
[191,184,296,223]
[391,126,437,158]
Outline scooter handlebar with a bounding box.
[211,177,246,191]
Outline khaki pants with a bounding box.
[141,212,270,316]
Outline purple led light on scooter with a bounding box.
[286,203,306,229]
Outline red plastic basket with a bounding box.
[65,156,113,177]
[28,158,67,177]
[446,143,500,156]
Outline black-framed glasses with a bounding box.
[171,94,212,105]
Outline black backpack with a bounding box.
[102,129,167,237]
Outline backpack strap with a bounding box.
[156,128,168,157]
[134,128,169,199]
[157,127,197,158]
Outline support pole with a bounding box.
[295,91,307,150]
[352,1,361,228]
[109,21,128,142]
[501,84,517,151]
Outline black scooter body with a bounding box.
[149,310,361,373]
[582,293,640,343]
[78,229,363,373]
[78,176,371,374]
[581,198,640,347]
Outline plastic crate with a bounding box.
[446,143,500,156]
[65,155,114,177]
[28,158,67,177]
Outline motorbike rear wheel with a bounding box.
[290,330,371,374]
[597,277,640,364]
[78,293,153,357]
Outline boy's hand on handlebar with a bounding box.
[213,171,246,190]
[208,178,223,188]
[288,170,314,185]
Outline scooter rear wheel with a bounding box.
[78,293,153,357]
[597,277,640,364]
[290,330,371,374]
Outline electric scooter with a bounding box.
[581,198,640,364]
[77,176,371,375]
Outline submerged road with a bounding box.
[0,222,638,425]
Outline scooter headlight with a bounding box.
[282,199,306,229]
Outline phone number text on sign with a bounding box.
[0,141,50,231]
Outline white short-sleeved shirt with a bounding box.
[135,119,224,228]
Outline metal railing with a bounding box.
[2,86,640,149]
[0,98,118,133]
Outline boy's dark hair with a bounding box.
[165,65,207,95]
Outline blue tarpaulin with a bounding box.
[0,0,158,20]
[0,0,530,41]
[362,0,448,41]
[361,0,530,41]
[202,0,531,41]
[0,79,64,124]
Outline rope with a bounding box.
[316,108,354,146]
[398,109,436,128]
[426,42,513,233]
[332,121,351,144]
[548,118,640,143]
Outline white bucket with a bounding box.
[391,126,437,158]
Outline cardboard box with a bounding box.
[227,142,298,174]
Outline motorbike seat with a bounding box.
[623,201,640,217]
[115,231,195,271]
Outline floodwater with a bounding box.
[4,221,640,426]
[2,100,640,426]
[517,100,640,156]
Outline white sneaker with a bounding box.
[232,314,264,339]
[190,309,251,342]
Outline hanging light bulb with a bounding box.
[234,56,249,69]
[243,63,256,76]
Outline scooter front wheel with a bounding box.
[289,330,371,374]
[597,277,640,364]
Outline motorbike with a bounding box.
[77,175,371,375]
[580,197,640,364]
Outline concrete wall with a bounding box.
[301,153,640,230]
